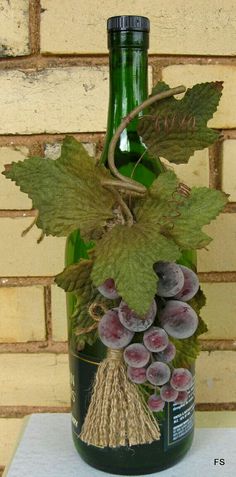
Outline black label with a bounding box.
[164,376,195,450]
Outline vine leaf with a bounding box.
[137,81,223,164]
[3,136,116,241]
[91,222,180,317]
[135,171,228,250]
[166,186,228,249]
[55,259,94,293]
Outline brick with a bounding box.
[40,1,236,56]
[0,286,45,342]
[196,351,236,403]
[162,65,236,129]
[0,67,109,134]
[0,217,66,276]
[200,283,236,339]
[222,140,236,201]
[197,214,236,272]
[0,418,24,467]
[0,354,70,406]
[0,66,152,135]
[161,149,209,188]
[0,0,29,57]
[0,147,32,209]
[51,285,67,342]
[196,411,236,428]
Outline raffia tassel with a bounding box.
[79,348,161,448]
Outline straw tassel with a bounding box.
[79,348,160,448]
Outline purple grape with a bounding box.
[160,384,179,402]
[98,309,134,349]
[143,327,169,352]
[148,394,165,412]
[174,390,188,405]
[154,342,176,363]
[170,368,193,391]
[118,299,156,332]
[124,343,150,368]
[146,361,171,386]
[154,261,184,297]
[97,278,119,299]
[159,300,198,339]
[127,366,147,384]
[175,265,199,302]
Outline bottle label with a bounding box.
[164,375,195,450]
[69,350,194,447]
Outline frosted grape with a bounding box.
[98,309,134,349]
[146,361,171,386]
[160,384,178,402]
[118,299,156,332]
[124,343,150,368]
[154,342,176,363]
[174,390,188,405]
[170,368,193,391]
[97,278,119,299]
[143,326,169,352]
[175,265,199,302]
[147,394,165,412]
[159,300,198,339]
[127,366,147,384]
[154,261,184,297]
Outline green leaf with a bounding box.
[3,137,115,240]
[55,259,93,293]
[167,186,228,249]
[138,81,223,164]
[91,222,180,316]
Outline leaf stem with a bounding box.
[107,85,186,195]
[104,185,134,226]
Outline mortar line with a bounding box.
[44,285,53,342]
[0,132,104,146]
[208,140,223,190]
[0,342,68,353]
[0,54,236,71]
[29,0,41,55]
[0,277,54,287]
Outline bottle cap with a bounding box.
[107,16,150,32]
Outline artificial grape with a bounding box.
[127,366,147,384]
[154,342,176,363]
[124,343,150,368]
[143,326,169,352]
[146,361,171,386]
[170,368,193,391]
[160,383,179,402]
[98,309,134,349]
[154,261,184,297]
[118,299,156,332]
[159,300,198,339]
[175,265,199,302]
[147,394,165,412]
[174,390,188,405]
[97,278,119,299]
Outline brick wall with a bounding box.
[0,1,236,473]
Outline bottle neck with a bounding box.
[100,31,149,164]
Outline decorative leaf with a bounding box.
[91,222,180,316]
[138,81,223,164]
[167,186,228,249]
[3,137,115,240]
[55,259,93,293]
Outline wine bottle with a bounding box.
[65,15,196,475]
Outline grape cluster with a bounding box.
[97,261,199,412]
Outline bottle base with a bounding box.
[72,429,194,475]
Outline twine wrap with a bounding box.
[79,348,160,448]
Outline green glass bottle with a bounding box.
[66,15,196,475]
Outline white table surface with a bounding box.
[4,413,236,477]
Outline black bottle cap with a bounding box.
[107,16,150,32]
